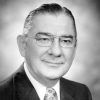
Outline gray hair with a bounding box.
[23,3,77,36]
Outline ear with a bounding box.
[17,35,27,57]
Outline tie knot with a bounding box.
[44,88,58,100]
[47,88,56,95]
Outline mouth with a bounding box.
[42,60,64,66]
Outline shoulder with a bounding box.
[0,66,24,100]
[0,67,22,92]
[0,75,14,99]
[61,77,87,88]
[60,77,90,92]
[0,75,13,90]
[60,77,92,100]
[0,65,23,95]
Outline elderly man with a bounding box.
[0,3,92,100]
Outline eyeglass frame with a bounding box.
[23,32,77,48]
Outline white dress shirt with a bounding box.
[24,62,60,100]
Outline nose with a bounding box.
[48,39,62,57]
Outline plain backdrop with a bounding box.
[0,0,100,100]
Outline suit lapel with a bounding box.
[14,65,40,100]
[60,78,74,100]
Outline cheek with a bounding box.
[26,45,40,60]
[25,42,49,60]
[63,48,75,61]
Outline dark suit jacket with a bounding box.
[0,65,92,100]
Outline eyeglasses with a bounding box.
[25,32,76,48]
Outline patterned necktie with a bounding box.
[44,88,58,100]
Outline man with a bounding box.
[0,3,92,100]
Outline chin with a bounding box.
[45,70,67,80]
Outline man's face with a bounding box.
[21,13,76,82]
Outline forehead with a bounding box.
[29,13,75,36]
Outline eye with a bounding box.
[35,37,51,45]
[63,39,71,42]
[35,33,51,41]
[61,38,72,44]
[37,37,50,41]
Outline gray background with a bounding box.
[0,0,100,100]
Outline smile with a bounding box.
[42,60,64,66]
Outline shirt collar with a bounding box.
[24,62,60,100]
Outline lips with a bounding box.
[42,60,64,65]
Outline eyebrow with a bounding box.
[36,32,74,38]
[36,32,52,36]
[61,35,74,39]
